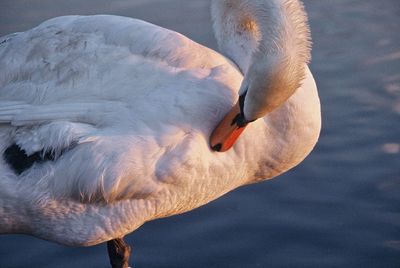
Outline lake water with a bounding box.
[0,0,399,267]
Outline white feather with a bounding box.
[0,1,320,248]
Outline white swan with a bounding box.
[0,0,320,267]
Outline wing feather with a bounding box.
[0,101,128,126]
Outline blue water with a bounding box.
[0,0,399,267]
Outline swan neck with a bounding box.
[211,0,311,120]
[212,0,310,72]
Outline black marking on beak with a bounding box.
[233,91,253,127]
[212,143,222,152]
[231,113,248,128]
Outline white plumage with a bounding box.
[0,0,320,260]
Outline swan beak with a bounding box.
[210,101,248,152]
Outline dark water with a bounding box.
[0,0,399,267]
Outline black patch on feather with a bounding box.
[3,144,55,175]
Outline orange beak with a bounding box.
[210,101,248,152]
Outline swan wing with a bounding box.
[0,99,166,203]
[0,100,122,155]
[0,101,129,126]
[0,15,242,204]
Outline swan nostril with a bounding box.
[212,143,222,152]
[231,113,249,128]
[231,113,241,126]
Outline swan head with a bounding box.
[210,0,311,152]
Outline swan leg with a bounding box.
[107,237,132,268]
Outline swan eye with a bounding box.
[3,144,56,175]
[238,17,261,40]
[240,17,258,32]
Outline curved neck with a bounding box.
[211,0,311,120]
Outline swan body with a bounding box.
[0,0,320,262]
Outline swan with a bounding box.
[0,0,320,267]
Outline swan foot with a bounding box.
[107,237,132,268]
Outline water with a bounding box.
[0,0,399,267]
